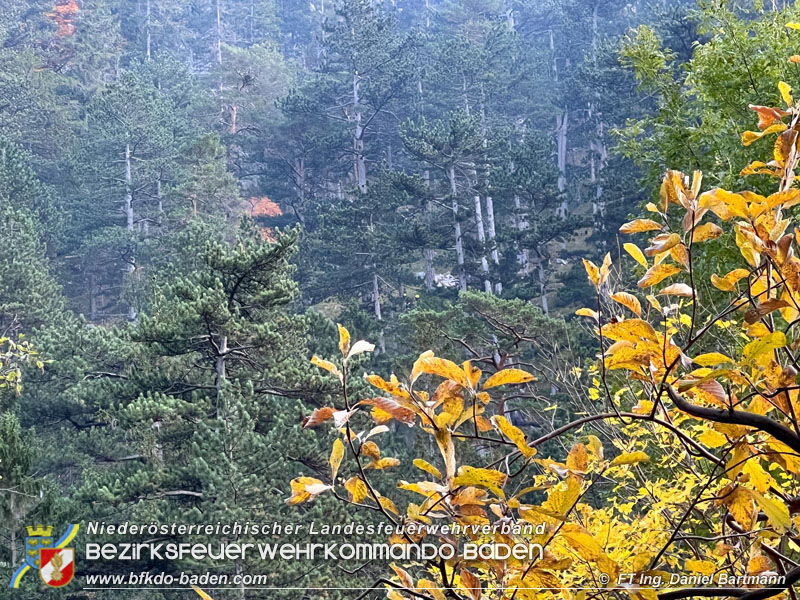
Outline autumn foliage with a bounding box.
[46,0,79,37]
[283,75,800,600]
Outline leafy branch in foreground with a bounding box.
[287,71,800,600]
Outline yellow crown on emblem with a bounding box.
[26,525,53,537]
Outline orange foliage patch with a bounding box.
[259,227,277,243]
[247,196,282,218]
[47,0,79,36]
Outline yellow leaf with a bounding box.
[645,232,681,256]
[378,495,399,514]
[361,440,381,460]
[413,458,442,480]
[698,429,728,448]
[583,258,600,287]
[686,560,716,575]
[601,319,657,343]
[459,569,481,600]
[452,466,508,499]
[599,252,612,285]
[624,242,648,268]
[345,477,368,503]
[748,555,773,575]
[746,489,791,533]
[694,353,734,367]
[337,323,350,357]
[742,123,789,147]
[567,443,588,472]
[410,350,434,384]
[482,368,536,390]
[193,587,215,600]
[369,457,401,470]
[364,373,411,399]
[699,188,750,219]
[587,435,604,461]
[575,307,599,320]
[417,356,470,388]
[311,355,342,379]
[492,415,536,458]
[286,477,331,505]
[620,218,663,234]
[637,263,682,288]
[610,451,650,467]
[417,579,446,600]
[742,331,786,364]
[780,81,793,107]
[544,475,581,516]
[435,429,456,484]
[390,563,414,589]
[330,439,344,480]
[606,346,651,371]
[560,523,604,560]
[693,222,723,242]
[788,22,800,29]
[611,292,642,317]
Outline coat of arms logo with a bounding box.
[9,524,79,589]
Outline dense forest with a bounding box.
[7,0,800,599]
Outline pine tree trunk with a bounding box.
[479,95,500,293]
[423,169,435,290]
[473,191,492,294]
[145,0,151,60]
[294,158,307,227]
[448,165,466,291]
[556,110,568,217]
[372,271,382,321]
[538,259,549,315]
[89,273,98,321]
[125,143,136,322]
[353,72,367,193]
[9,494,16,568]
[513,192,530,274]
[590,2,607,233]
[236,559,245,599]
[216,334,227,419]
[156,179,163,225]
[550,30,569,218]
[216,0,223,65]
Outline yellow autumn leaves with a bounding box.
[289,323,538,509]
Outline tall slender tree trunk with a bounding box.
[513,192,530,274]
[474,191,492,294]
[550,30,569,218]
[373,269,385,354]
[293,158,307,227]
[145,0,152,60]
[537,258,549,315]
[215,333,227,419]
[480,93,500,293]
[156,178,163,225]
[9,495,16,568]
[372,271,382,321]
[216,0,223,65]
[125,143,136,322]
[89,273,98,321]
[423,169,435,290]
[353,72,367,193]
[590,2,607,233]
[556,110,568,217]
[448,165,466,291]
